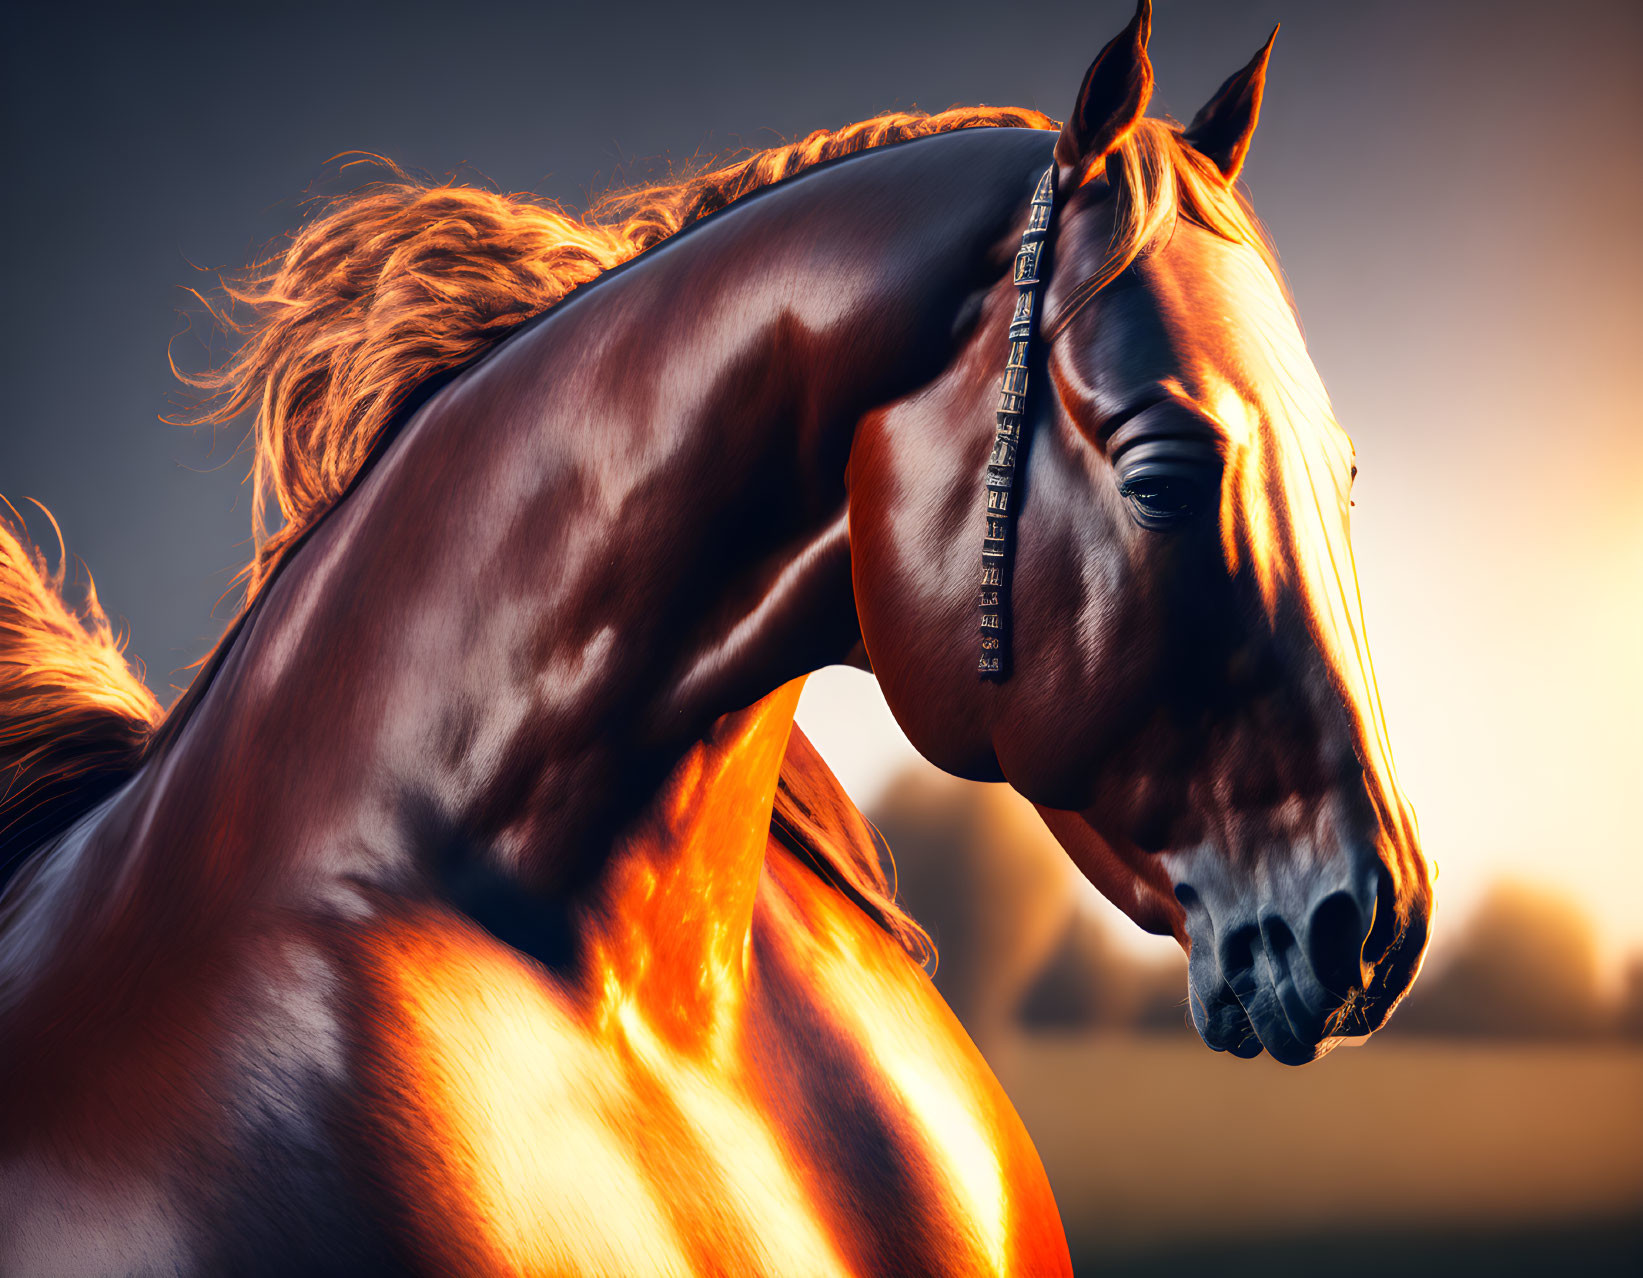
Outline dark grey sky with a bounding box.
[3,1,1641,939]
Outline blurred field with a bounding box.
[1000,1033,1643,1274]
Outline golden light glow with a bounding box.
[347,680,1065,1274]
[808,906,1011,1274]
[757,842,1067,1276]
[380,924,700,1276]
[0,499,160,835]
[587,681,804,1067]
[372,906,858,1277]
[1164,215,1420,877]
[359,681,863,1275]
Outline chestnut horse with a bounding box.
[0,4,1432,1273]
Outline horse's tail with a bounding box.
[0,500,160,869]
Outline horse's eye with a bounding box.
[1118,474,1202,525]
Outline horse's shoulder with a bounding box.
[751,842,1072,1275]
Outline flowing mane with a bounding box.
[182,107,1289,629]
[0,502,159,862]
[181,105,1059,605]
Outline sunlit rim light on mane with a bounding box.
[174,106,1058,609]
[1056,114,1290,327]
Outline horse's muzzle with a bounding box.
[1167,841,1421,1065]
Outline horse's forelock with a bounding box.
[1075,117,1289,314]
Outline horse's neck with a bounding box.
[111,129,1050,975]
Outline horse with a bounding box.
[0,3,1433,1272]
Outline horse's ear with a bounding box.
[1054,0,1154,189]
[1182,26,1278,182]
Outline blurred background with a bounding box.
[3,1,1639,1273]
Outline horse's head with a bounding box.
[849,1,1432,1063]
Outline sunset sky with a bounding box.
[4,1,1639,972]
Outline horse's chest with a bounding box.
[349,871,1068,1277]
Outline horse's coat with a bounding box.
[348,689,1064,1276]
[0,5,1433,1272]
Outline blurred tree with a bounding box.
[1617,955,1643,1040]
[1017,905,1190,1035]
[870,769,1077,1056]
[1393,881,1608,1038]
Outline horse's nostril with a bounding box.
[1261,915,1299,967]
[1306,890,1369,996]
[1218,923,1262,988]
[1259,913,1305,994]
[1361,861,1399,968]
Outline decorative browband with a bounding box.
[979,165,1057,679]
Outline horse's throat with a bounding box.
[588,678,805,1060]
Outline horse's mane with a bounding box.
[180,105,1058,604]
[0,502,160,868]
[180,104,1279,626]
